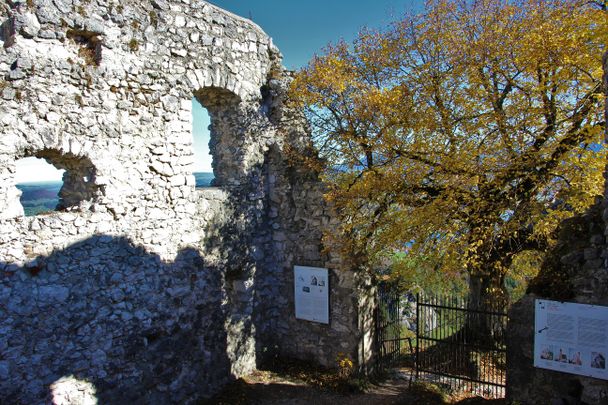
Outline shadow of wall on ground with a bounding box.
[0,235,232,404]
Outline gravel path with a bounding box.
[202,368,507,405]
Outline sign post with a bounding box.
[535,299,608,380]
[294,266,329,324]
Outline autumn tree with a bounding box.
[291,0,607,314]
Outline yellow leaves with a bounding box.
[336,352,354,371]
[292,57,345,102]
[289,0,607,287]
[512,1,607,74]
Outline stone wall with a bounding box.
[240,75,376,370]
[508,202,608,404]
[0,1,373,403]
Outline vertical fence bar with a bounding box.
[393,292,401,360]
[410,291,507,398]
[415,293,420,381]
[377,285,425,371]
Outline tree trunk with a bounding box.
[465,272,509,348]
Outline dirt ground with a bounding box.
[201,364,508,405]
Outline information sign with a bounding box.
[294,266,329,324]
[535,299,608,380]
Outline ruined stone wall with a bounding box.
[0,1,372,403]
[507,202,608,404]
[246,76,376,370]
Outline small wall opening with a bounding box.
[67,29,102,66]
[15,149,100,216]
[15,157,64,216]
[192,98,214,188]
[193,87,242,187]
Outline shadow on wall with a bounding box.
[196,172,269,376]
[0,235,232,404]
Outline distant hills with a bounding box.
[194,172,214,188]
[17,172,215,217]
[16,181,62,216]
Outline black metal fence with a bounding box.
[375,285,413,370]
[416,294,508,398]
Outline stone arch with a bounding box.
[12,148,101,216]
[193,86,243,187]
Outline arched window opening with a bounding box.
[191,98,214,188]
[15,150,100,216]
[192,87,241,188]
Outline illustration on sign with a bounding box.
[294,266,329,324]
[534,299,608,380]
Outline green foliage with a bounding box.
[128,38,139,52]
[389,252,467,296]
[149,11,159,28]
[422,314,463,341]
[505,250,543,302]
[335,352,354,380]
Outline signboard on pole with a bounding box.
[535,299,608,380]
[294,266,329,324]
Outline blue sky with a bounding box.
[18,0,425,182]
[210,0,424,70]
[192,0,424,172]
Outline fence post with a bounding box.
[396,290,401,360]
[415,292,420,381]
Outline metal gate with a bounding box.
[375,285,413,370]
[374,288,508,398]
[416,294,508,398]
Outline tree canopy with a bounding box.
[291,0,608,305]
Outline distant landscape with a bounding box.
[194,172,214,188]
[17,172,215,217]
[16,181,62,216]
